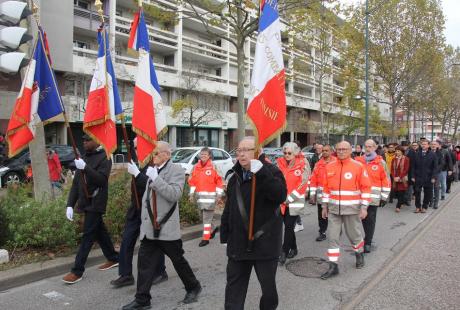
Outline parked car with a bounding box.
[171,147,234,177]
[0,145,77,187]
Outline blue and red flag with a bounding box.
[83,26,123,158]
[128,9,167,167]
[6,28,64,157]
[247,0,286,146]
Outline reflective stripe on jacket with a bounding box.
[309,156,336,204]
[322,158,372,215]
[355,155,391,206]
[277,156,309,215]
[188,159,224,209]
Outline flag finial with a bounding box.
[95,0,104,22]
[138,0,143,7]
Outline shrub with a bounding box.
[179,183,201,225]
[105,171,131,243]
[1,185,78,249]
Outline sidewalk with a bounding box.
[0,219,209,292]
[344,189,460,310]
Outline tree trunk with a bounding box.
[391,96,397,140]
[236,8,246,142]
[319,78,324,143]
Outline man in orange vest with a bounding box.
[188,147,224,247]
[309,144,336,242]
[356,139,391,253]
[320,141,372,280]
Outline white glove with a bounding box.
[74,158,86,170]
[127,160,140,177]
[250,159,263,174]
[146,166,158,181]
[66,207,74,221]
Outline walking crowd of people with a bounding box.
[57,133,458,310]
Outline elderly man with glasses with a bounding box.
[320,141,372,280]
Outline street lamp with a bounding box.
[365,0,370,140]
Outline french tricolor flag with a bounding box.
[247,0,286,146]
[83,26,123,158]
[129,9,167,167]
[6,28,64,157]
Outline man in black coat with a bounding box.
[221,136,287,310]
[411,140,438,213]
[63,134,119,284]
[110,138,167,288]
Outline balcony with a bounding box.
[182,35,228,65]
[115,16,178,53]
[74,7,109,32]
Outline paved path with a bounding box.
[0,185,458,310]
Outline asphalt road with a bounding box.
[0,186,458,310]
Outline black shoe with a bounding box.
[122,300,151,310]
[363,244,371,254]
[152,272,168,285]
[287,249,298,259]
[320,262,339,280]
[111,275,135,288]
[210,227,219,239]
[183,283,202,304]
[446,189,451,193]
[279,252,287,265]
[199,240,209,247]
[316,232,327,242]
[356,252,365,269]
[441,196,445,201]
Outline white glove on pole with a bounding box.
[66,207,74,221]
[74,158,86,170]
[250,159,263,174]
[146,166,158,181]
[127,160,140,177]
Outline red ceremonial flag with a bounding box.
[247,0,286,147]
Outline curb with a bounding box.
[340,188,460,310]
[0,218,213,292]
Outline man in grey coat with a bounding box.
[122,142,201,310]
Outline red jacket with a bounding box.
[188,159,224,209]
[391,155,410,191]
[48,152,62,182]
[309,156,336,204]
[322,158,372,215]
[356,155,391,206]
[277,156,309,215]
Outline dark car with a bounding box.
[0,144,77,187]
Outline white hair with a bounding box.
[157,141,171,153]
[283,142,300,155]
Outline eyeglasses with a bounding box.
[236,148,255,154]
[152,150,165,156]
[336,148,350,152]
[283,152,292,155]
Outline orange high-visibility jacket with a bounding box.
[276,156,309,215]
[355,155,391,206]
[188,159,224,209]
[310,156,337,204]
[322,158,372,215]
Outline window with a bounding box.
[73,40,89,49]
[212,150,224,160]
[74,0,89,10]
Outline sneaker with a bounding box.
[315,232,327,242]
[421,208,427,213]
[98,261,119,271]
[395,208,400,213]
[110,275,135,288]
[294,223,304,232]
[62,272,82,284]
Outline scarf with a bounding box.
[365,151,377,163]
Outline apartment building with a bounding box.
[0,0,391,154]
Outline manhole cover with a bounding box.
[285,256,331,278]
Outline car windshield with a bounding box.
[171,149,197,163]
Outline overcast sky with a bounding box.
[339,0,460,48]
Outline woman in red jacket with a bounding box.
[276,142,309,265]
[391,146,410,212]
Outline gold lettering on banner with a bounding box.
[261,98,278,121]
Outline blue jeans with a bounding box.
[439,171,447,198]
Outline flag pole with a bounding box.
[32,2,90,198]
[247,146,260,252]
[95,0,140,209]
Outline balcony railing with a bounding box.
[115,16,178,49]
[182,36,228,62]
[74,7,109,28]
